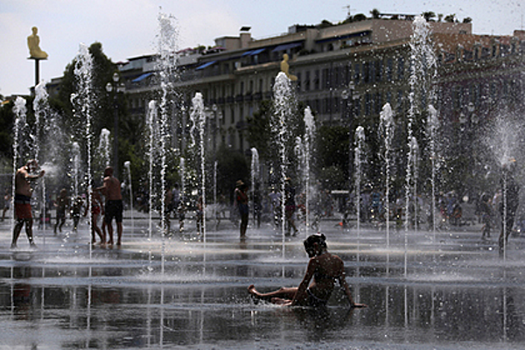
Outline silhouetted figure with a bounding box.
[11,160,45,249]
[499,160,520,254]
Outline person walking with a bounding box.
[53,188,69,235]
[2,188,11,222]
[96,166,123,246]
[11,160,45,249]
[234,180,249,239]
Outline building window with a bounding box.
[364,62,370,84]
[230,109,235,124]
[375,92,382,114]
[365,93,371,116]
[354,63,360,85]
[397,57,405,81]
[386,58,393,82]
[375,60,382,82]
[354,96,361,117]
[305,71,310,91]
[314,70,320,90]
[397,90,403,114]
[322,68,330,89]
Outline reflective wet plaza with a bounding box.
[1,213,525,349]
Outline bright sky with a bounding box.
[0,0,523,96]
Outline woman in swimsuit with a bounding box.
[248,233,367,308]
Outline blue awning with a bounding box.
[272,42,302,52]
[195,60,217,70]
[242,48,266,56]
[132,72,153,82]
[250,48,266,55]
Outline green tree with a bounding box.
[0,101,14,161]
[423,12,436,22]
[316,125,350,190]
[370,9,381,19]
[216,145,249,202]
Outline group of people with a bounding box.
[233,177,300,239]
[10,160,123,249]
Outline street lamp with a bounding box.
[106,72,125,177]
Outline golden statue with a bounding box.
[27,27,48,59]
[280,54,297,81]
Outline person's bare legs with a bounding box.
[116,222,123,246]
[106,221,114,245]
[25,218,36,246]
[11,220,24,248]
[248,285,297,303]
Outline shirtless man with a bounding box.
[96,166,123,246]
[11,160,45,249]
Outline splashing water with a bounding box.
[379,103,394,247]
[156,11,179,246]
[190,92,206,239]
[427,105,440,237]
[124,161,134,233]
[12,97,27,230]
[146,100,158,242]
[72,43,94,256]
[251,148,260,227]
[272,72,294,246]
[304,107,315,235]
[405,15,436,236]
[354,126,366,239]
[98,128,111,168]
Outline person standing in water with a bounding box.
[53,188,69,235]
[96,166,123,246]
[499,159,520,254]
[248,233,367,308]
[234,180,249,239]
[11,160,45,249]
[2,188,11,221]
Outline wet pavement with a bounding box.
[1,213,525,349]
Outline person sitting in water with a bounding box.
[248,233,367,308]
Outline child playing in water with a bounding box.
[248,233,367,308]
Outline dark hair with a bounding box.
[304,233,327,250]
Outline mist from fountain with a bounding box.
[427,105,440,238]
[250,147,260,228]
[71,43,94,254]
[156,12,179,239]
[354,126,366,254]
[304,107,315,236]
[33,82,48,242]
[379,103,394,248]
[190,92,206,239]
[11,97,27,231]
[97,128,111,170]
[124,161,134,233]
[272,72,294,249]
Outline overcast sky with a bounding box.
[0,0,523,96]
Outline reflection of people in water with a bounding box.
[280,54,297,81]
[248,233,367,308]
[27,26,48,59]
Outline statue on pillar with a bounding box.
[27,27,48,59]
[280,54,297,81]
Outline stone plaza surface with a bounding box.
[1,212,525,349]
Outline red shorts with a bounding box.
[92,206,101,215]
[15,203,32,220]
